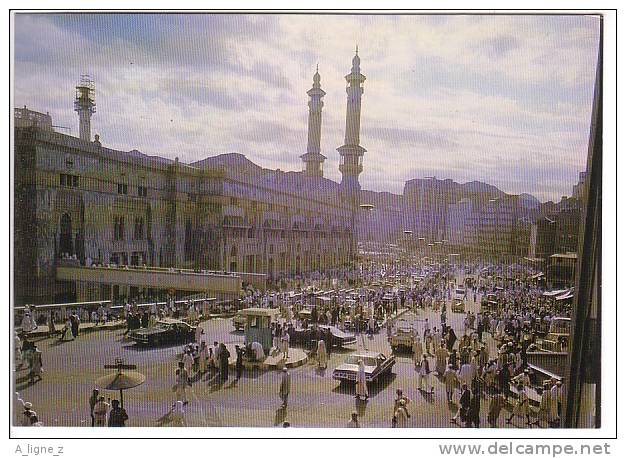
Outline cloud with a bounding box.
[12,13,600,201]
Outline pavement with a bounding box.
[13,291,541,428]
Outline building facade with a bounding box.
[14,55,364,306]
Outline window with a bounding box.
[114,216,125,240]
[138,185,148,197]
[230,197,239,206]
[65,156,74,169]
[134,217,144,240]
[118,183,128,195]
[60,173,79,188]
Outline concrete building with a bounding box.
[446,198,473,246]
[13,56,364,306]
[403,177,457,242]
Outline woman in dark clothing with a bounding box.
[446,328,457,352]
[468,388,481,428]
[235,345,244,381]
[108,400,128,427]
[498,364,512,400]
[219,343,230,382]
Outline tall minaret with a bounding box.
[300,65,327,177]
[337,47,366,262]
[74,75,96,142]
[337,47,366,192]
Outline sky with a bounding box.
[13,13,600,202]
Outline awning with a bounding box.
[556,288,575,301]
[543,289,569,297]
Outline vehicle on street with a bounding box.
[332,351,396,384]
[232,311,247,331]
[451,300,465,313]
[233,307,281,331]
[129,319,196,346]
[536,317,571,353]
[388,319,416,352]
[287,324,357,348]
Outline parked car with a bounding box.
[129,319,196,346]
[451,300,465,313]
[332,351,396,384]
[232,311,247,331]
[388,319,417,352]
[288,324,357,349]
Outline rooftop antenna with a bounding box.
[74,75,96,141]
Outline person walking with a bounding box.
[393,389,411,418]
[107,400,128,427]
[174,364,190,405]
[92,396,110,427]
[279,367,290,408]
[171,400,186,427]
[317,339,328,370]
[48,312,56,337]
[506,384,531,426]
[412,336,423,368]
[417,354,434,393]
[487,392,506,428]
[219,343,230,382]
[468,388,481,428]
[235,345,244,381]
[21,402,36,426]
[346,411,360,428]
[435,344,449,376]
[355,359,369,400]
[443,364,459,402]
[281,332,290,360]
[29,346,43,384]
[451,384,471,426]
[198,342,208,375]
[60,319,74,341]
[182,350,194,376]
[89,389,100,427]
[393,399,409,427]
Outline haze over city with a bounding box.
[13,13,600,201]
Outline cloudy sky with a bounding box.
[13,13,600,202]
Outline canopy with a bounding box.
[96,371,145,391]
[543,289,570,297]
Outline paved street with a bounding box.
[15,292,516,428]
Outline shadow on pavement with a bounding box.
[331,373,397,398]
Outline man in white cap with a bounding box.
[279,367,291,408]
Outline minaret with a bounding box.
[337,47,366,262]
[300,65,327,177]
[337,47,366,192]
[74,75,96,142]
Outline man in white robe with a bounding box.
[317,339,328,369]
[355,359,369,400]
[418,355,434,393]
[279,367,290,407]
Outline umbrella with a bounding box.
[96,371,145,407]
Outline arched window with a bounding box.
[230,245,237,257]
